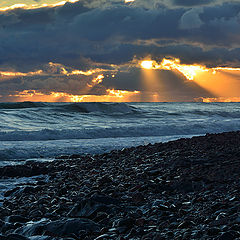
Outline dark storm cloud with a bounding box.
[172,0,214,7]
[0,0,239,70]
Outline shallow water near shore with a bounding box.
[0,102,240,165]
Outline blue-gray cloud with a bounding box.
[0,1,239,70]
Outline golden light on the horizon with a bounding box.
[199,97,240,102]
[7,89,141,102]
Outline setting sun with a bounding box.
[141,60,154,69]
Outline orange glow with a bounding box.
[107,89,139,98]
[0,63,104,80]
[198,97,240,102]
[140,58,209,80]
[92,74,104,84]
[48,62,107,76]
[0,70,43,82]
[7,89,141,102]
[70,70,96,76]
[159,58,209,80]
[0,70,43,77]
[0,0,79,11]
[87,74,104,87]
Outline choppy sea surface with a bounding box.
[0,102,240,166]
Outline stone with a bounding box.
[207,227,220,236]
[8,215,29,224]
[218,231,235,240]
[68,198,113,218]
[15,218,100,237]
[5,234,30,240]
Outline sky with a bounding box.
[0,0,240,102]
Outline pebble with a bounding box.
[0,131,240,239]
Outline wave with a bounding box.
[1,120,240,141]
[57,102,139,114]
[0,101,46,109]
[0,102,139,115]
[183,109,240,118]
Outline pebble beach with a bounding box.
[1,131,240,239]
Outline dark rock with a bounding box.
[178,220,194,229]
[218,231,235,240]
[15,218,100,237]
[131,193,145,204]
[8,215,29,224]
[98,176,112,185]
[4,187,20,197]
[0,165,48,178]
[207,227,220,236]
[91,195,119,205]
[146,169,161,176]
[68,195,117,218]
[178,181,194,193]
[0,219,5,229]
[5,234,30,240]
[114,217,135,234]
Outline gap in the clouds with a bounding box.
[1,57,240,102]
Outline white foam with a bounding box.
[0,135,196,164]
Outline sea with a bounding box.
[1,102,240,167]
[1,102,240,201]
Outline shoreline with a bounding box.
[1,131,240,239]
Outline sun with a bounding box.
[141,60,154,69]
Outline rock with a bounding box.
[97,176,112,185]
[218,231,235,240]
[94,234,114,240]
[4,187,20,197]
[113,217,135,234]
[0,219,5,229]
[91,195,119,205]
[177,220,194,229]
[68,195,117,218]
[145,169,161,176]
[131,193,145,204]
[15,218,100,237]
[8,215,29,224]
[207,227,220,236]
[5,234,30,240]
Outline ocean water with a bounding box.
[0,102,240,166]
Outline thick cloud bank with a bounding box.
[0,0,240,69]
